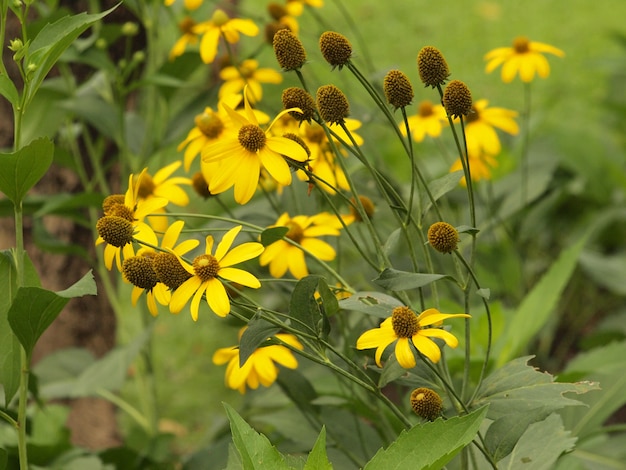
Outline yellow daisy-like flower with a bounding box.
[400,100,448,142]
[285,0,324,17]
[219,59,282,104]
[450,149,499,186]
[126,220,199,316]
[96,171,168,271]
[169,16,199,61]
[212,327,303,394]
[201,87,309,204]
[169,225,264,320]
[193,9,259,64]
[260,212,344,279]
[459,99,519,156]
[136,161,191,232]
[165,0,203,9]
[484,36,564,83]
[356,306,470,368]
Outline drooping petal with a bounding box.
[190,281,207,321]
[232,155,261,204]
[205,277,230,316]
[420,328,460,348]
[411,334,442,363]
[301,238,336,261]
[266,136,309,162]
[218,267,261,288]
[286,248,308,279]
[199,27,221,63]
[212,346,238,365]
[170,276,202,313]
[394,338,417,369]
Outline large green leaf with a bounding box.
[0,251,21,406]
[497,414,576,470]
[373,268,451,292]
[338,291,403,318]
[24,6,117,106]
[0,72,19,106]
[223,403,289,470]
[304,426,332,470]
[421,170,463,216]
[496,230,591,365]
[0,137,54,204]
[289,276,329,339]
[238,314,280,367]
[7,271,96,358]
[364,406,488,470]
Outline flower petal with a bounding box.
[394,338,417,368]
[219,267,261,288]
[412,334,442,363]
[219,241,264,267]
[205,277,230,316]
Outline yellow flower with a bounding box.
[400,100,448,142]
[356,306,470,368]
[96,171,168,271]
[201,87,309,204]
[484,36,564,83]
[135,161,191,232]
[285,0,324,17]
[169,225,264,320]
[126,220,199,316]
[450,150,499,186]
[193,9,259,64]
[459,99,519,156]
[212,327,303,394]
[260,212,344,279]
[219,59,282,104]
[169,16,199,60]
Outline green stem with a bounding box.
[97,389,151,435]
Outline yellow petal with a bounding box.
[219,242,264,267]
[170,276,202,313]
[420,328,460,348]
[205,277,230,316]
[394,338,417,369]
[411,334,441,363]
[219,267,261,288]
[212,346,238,365]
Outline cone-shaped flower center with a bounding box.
[96,215,134,248]
[137,173,156,199]
[193,254,220,281]
[418,101,434,117]
[238,124,267,152]
[153,252,192,289]
[285,220,304,244]
[108,203,135,222]
[513,36,530,53]
[410,387,443,421]
[196,112,224,139]
[102,194,126,215]
[122,256,158,290]
[391,306,420,338]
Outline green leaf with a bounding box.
[364,406,488,470]
[473,357,599,421]
[496,230,591,365]
[579,250,626,295]
[0,137,54,204]
[239,314,280,367]
[421,170,463,215]
[497,414,576,470]
[304,426,332,470]
[338,291,403,318]
[373,268,451,291]
[383,228,401,257]
[0,72,19,106]
[485,409,552,462]
[0,251,21,406]
[7,270,97,358]
[223,402,289,470]
[24,6,117,106]
[289,275,327,338]
[260,226,289,247]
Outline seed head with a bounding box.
[285,220,304,244]
[282,87,316,122]
[316,84,349,124]
[273,28,307,71]
[122,256,158,290]
[349,195,375,222]
[102,194,125,215]
[417,46,450,88]
[391,306,420,338]
[238,124,267,152]
[265,22,290,45]
[319,31,352,69]
[96,215,134,248]
[427,222,459,253]
[383,69,414,109]
[191,171,212,199]
[410,388,443,421]
[152,252,192,290]
[442,80,472,118]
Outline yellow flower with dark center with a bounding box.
[457,99,519,156]
[400,100,448,142]
[169,16,199,61]
[201,87,309,204]
[212,327,303,394]
[427,222,459,253]
[219,59,282,104]
[485,36,564,83]
[410,388,443,421]
[193,9,259,64]
[356,306,470,368]
[260,212,344,279]
[169,225,264,320]
[96,171,168,271]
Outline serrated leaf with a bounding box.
[304,426,332,470]
[473,357,599,421]
[338,291,403,318]
[498,414,576,470]
[223,403,289,470]
[24,6,117,106]
[0,137,54,204]
[421,170,463,215]
[497,231,592,365]
[7,270,97,358]
[485,409,551,461]
[239,314,280,367]
[260,226,288,247]
[364,406,488,470]
[373,268,451,291]
[0,72,19,106]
